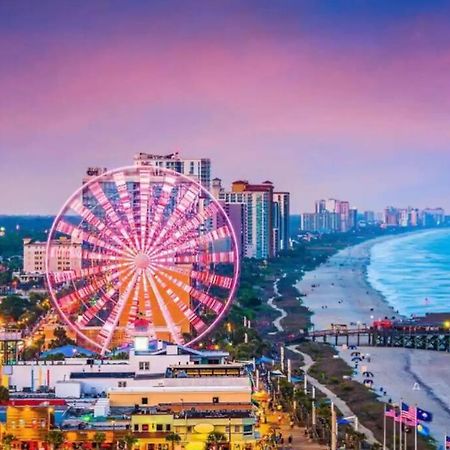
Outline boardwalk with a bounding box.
[309,328,450,352]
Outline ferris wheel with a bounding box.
[45,165,240,355]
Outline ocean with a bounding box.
[367,228,450,317]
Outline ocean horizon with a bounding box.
[367,228,450,317]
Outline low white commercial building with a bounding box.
[3,343,230,397]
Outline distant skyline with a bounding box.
[1,0,450,214]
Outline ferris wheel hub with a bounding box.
[134,253,151,269]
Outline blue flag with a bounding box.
[416,407,433,422]
[417,423,430,437]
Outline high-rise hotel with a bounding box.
[213,179,290,259]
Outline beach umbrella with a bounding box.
[363,379,374,385]
[351,352,361,357]
[352,356,362,362]
[362,371,374,377]
[349,345,358,350]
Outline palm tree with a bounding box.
[165,432,181,450]
[120,433,138,449]
[93,431,107,449]
[207,431,227,450]
[2,434,16,450]
[45,430,65,450]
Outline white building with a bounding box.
[133,152,211,190]
[3,342,230,396]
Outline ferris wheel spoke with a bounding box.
[138,169,151,251]
[145,269,184,344]
[55,219,134,259]
[148,202,219,258]
[113,172,140,250]
[50,261,132,284]
[54,264,131,315]
[144,175,177,252]
[77,285,119,328]
[98,271,139,354]
[125,273,157,339]
[156,269,224,315]
[139,272,157,337]
[70,198,136,255]
[152,263,234,290]
[150,225,231,260]
[151,270,207,334]
[88,182,138,252]
[147,185,201,253]
[153,250,235,266]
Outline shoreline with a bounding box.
[295,234,403,330]
[293,230,450,441]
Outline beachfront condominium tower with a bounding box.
[133,152,211,190]
[217,180,274,259]
[273,192,290,253]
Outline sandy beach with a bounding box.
[296,236,400,331]
[296,234,450,441]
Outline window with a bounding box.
[243,424,253,435]
[212,396,219,403]
[156,424,163,431]
[234,425,240,433]
[134,424,139,432]
[142,397,148,405]
[166,424,171,431]
[142,424,149,431]
[118,381,127,388]
[139,361,150,370]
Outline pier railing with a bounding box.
[306,327,450,351]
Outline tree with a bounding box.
[207,431,227,450]
[120,433,138,450]
[0,295,29,321]
[93,431,106,449]
[49,326,75,349]
[45,430,65,450]
[0,385,9,402]
[2,434,16,450]
[165,432,181,450]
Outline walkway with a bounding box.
[258,410,327,450]
[265,282,379,445]
[287,345,378,444]
[268,274,287,334]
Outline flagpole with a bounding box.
[393,407,396,450]
[414,404,418,450]
[399,401,403,450]
[383,403,387,450]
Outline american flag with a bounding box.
[401,403,417,424]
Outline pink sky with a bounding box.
[1,1,449,214]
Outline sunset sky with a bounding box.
[1,0,450,214]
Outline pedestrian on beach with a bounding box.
[288,435,293,444]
